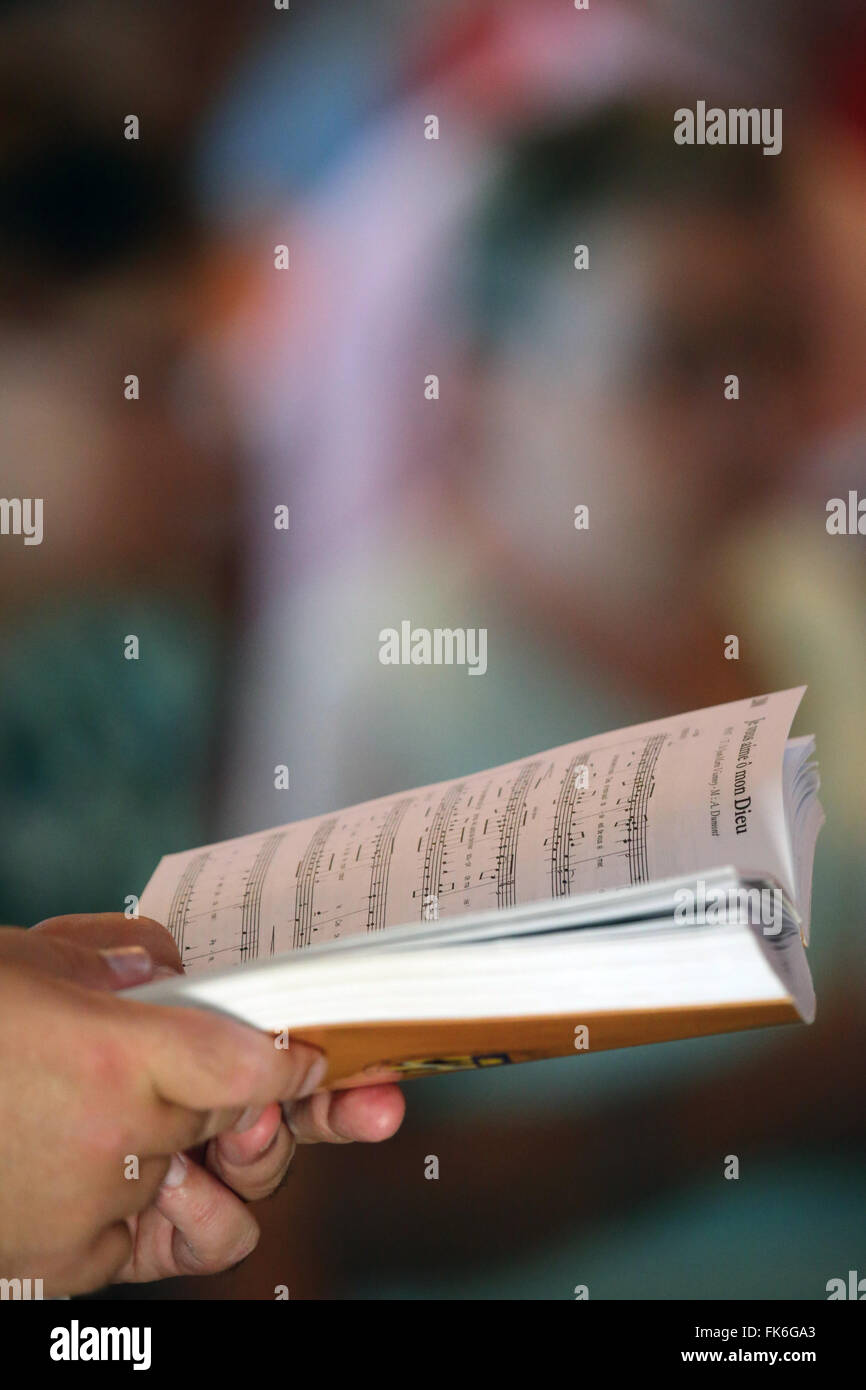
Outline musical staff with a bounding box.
[550,755,587,898]
[496,761,541,909]
[292,820,335,950]
[625,734,664,884]
[420,782,465,918]
[367,798,413,932]
[166,851,209,957]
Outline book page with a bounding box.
[138,688,805,973]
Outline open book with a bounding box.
[130,689,824,1088]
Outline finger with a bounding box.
[0,925,156,991]
[32,914,183,975]
[129,1002,328,1132]
[152,1153,261,1277]
[286,1083,405,1146]
[210,1103,283,1167]
[207,1104,295,1202]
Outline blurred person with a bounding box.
[205,2,866,1298]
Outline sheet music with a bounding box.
[139,689,804,974]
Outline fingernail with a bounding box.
[297,1055,328,1099]
[161,1152,187,1189]
[98,946,153,985]
[232,1105,264,1134]
[152,964,184,981]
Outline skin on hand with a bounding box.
[0,914,405,1294]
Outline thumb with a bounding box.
[128,999,328,1128]
[0,926,157,991]
[31,913,183,974]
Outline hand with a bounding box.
[0,912,184,991]
[0,915,405,1293]
[123,1080,405,1283]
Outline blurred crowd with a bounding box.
[1,0,865,1299]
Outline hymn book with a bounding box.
[130,689,824,1088]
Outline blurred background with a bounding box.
[2,0,865,1299]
